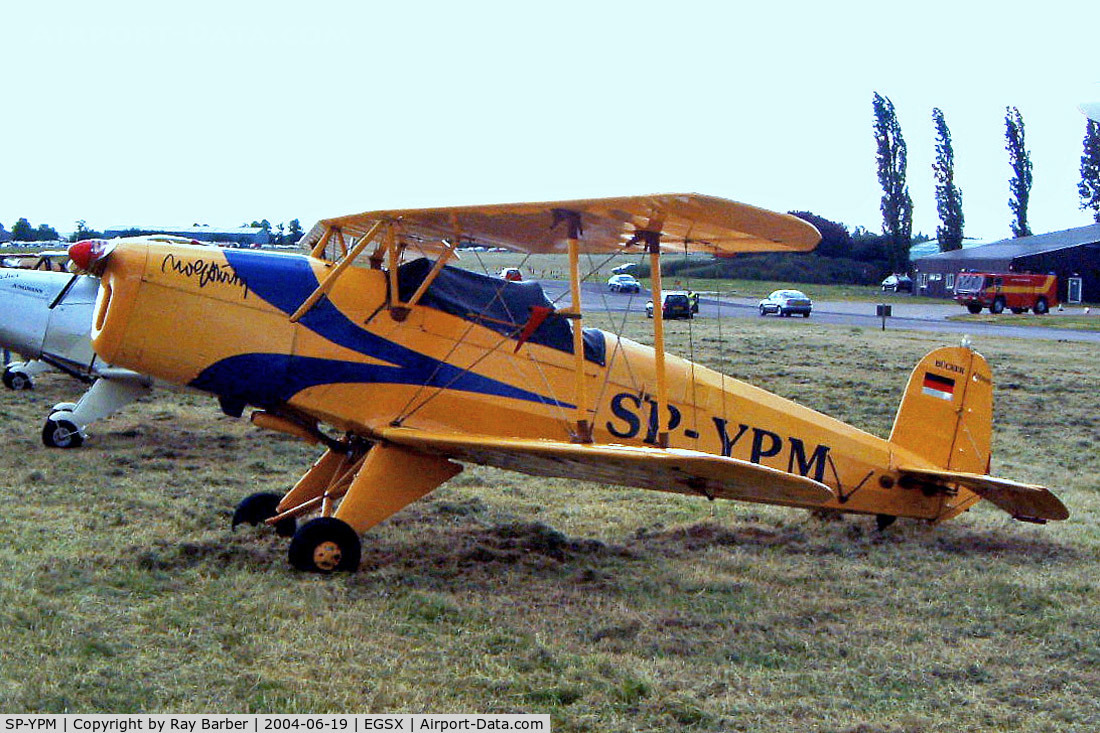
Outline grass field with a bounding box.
[948,312,1100,331]
[1,310,1099,729]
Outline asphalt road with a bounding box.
[538,281,1100,344]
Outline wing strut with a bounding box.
[640,223,670,448]
[291,221,385,323]
[556,209,592,443]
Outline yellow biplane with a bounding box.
[67,194,1067,572]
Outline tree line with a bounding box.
[874,93,1100,271]
[660,96,1100,286]
[1,217,305,245]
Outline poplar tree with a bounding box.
[932,108,964,251]
[873,93,913,272]
[1080,119,1100,223]
[1004,106,1033,237]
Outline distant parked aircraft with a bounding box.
[0,266,152,447]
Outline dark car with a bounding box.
[646,291,694,319]
[881,274,913,293]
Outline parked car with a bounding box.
[758,289,813,318]
[646,291,694,319]
[498,268,523,282]
[881,274,913,293]
[611,263,637,275]
[607,274,641,293]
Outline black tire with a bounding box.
[42,417,83,449]
[233,491,297,537]
[966,303,982,314]
[990,298,1005,314]
[288,517,361,573]
[802,312,810,318]
[759,306,766,316]
[3,369,32,390]
[1033,297,1048,315]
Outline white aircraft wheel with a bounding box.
[288,517,362,573]
[232,491,296,537]
[42,416,84,449]
[3,369,33,390]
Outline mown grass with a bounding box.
[948,312,1100,331]
[1,317,1098,730]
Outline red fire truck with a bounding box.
[954,272,1058,314]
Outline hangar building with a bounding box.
[102,225,270,247]
[912,223,1100,304]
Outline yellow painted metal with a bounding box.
[332,443,463,533]
[403,240,458,309]
[567,237,590,441]
[386,222,401,309]
[83,207,1067,534]
[300,194,821,256]
[308,227,334,259]
[648,244,669,448]
[276,448,352,513]
[289,219,385,323]
[380,426,833,507]
[250,411,319,444]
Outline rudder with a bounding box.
[889,346,993,474]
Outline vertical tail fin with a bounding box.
[889,346,993,473]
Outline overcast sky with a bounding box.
[3,1,1098,242]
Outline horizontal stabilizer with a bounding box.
[378,427,834,508]
[899,466,1068,522]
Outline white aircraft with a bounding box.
[0,267,152,447]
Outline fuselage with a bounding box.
[88,240,967,520]
[0,268,99,371]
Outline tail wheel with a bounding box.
[232,491,297,537]
[990,298,1005,314]
[1033,297,1048,314]
[288,517,362,573]
[42,416,83,449]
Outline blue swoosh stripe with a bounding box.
[192,250,572,408]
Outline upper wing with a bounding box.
[378,427,834,508]
[899,466,1069,522]
[300,194,820,256]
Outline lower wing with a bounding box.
[378,427,834,508]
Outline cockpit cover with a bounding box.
[397,259,605,366]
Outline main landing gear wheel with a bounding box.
[232,492,297,537]
[3,368,32,390]
[42,416,83,448]
[288,517,362,573]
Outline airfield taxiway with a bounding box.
[539,281,1100,344]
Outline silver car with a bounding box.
[758,289,813,318]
